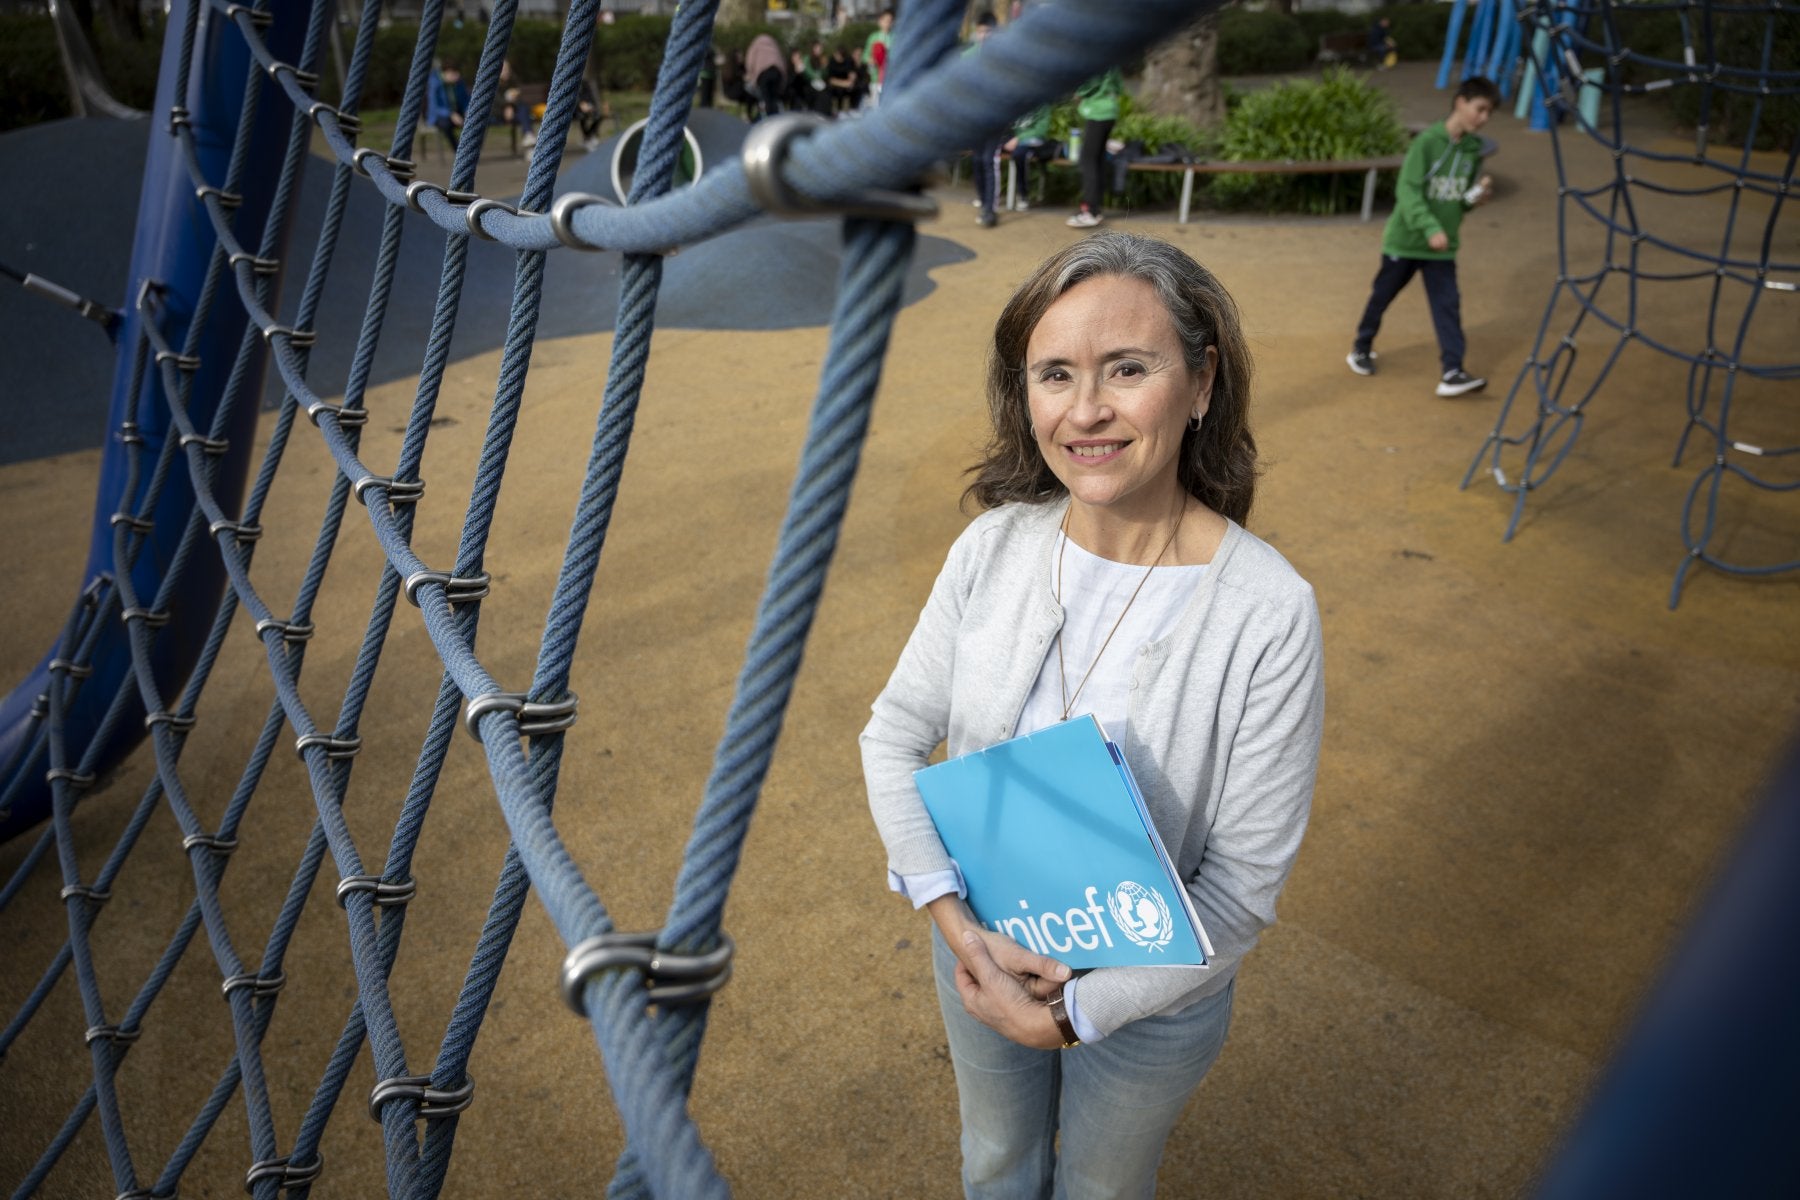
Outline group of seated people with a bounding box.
[712,36,872,121]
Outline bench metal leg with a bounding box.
[1007,159,1017,211]
[1362,168,1377,222]
[1179,168,1194,225]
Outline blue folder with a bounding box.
[913,715,1211,969]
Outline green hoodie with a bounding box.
[1075,68,1123,122]
[1382,119,1483,260]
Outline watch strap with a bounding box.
[1047,986,1080,1049]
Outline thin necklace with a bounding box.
[1054,496,1187,722]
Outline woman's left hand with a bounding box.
[953,931,1068,1050]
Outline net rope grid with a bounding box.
[0,0,1224,1197]
[1458,0,1799,607]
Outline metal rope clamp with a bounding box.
[741,113,937,224]
[294,732,362,761]
[304,399,368,428]
[559,931,735,1018]
[335,874,416,909]
[402,568,490,607]
[245,1152,323,1194]
[368,1072,474,1122]
[462,690,578,742]
[222,971,286,999]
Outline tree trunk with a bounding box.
[1137,11,1222,128]
[1267,0,1294,15]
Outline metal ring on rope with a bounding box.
[404,180,479,216]
[558,931,736,1017]
[464,196,534,242]
[741,112,938,223]
[307,98,360,135]
[548,192,619,251]
[368,1072,474,1122]
[461,691,579,742]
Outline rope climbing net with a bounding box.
[1461,0,1799,606]
[0,0,1218,1195]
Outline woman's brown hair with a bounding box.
[964,232,1257,523]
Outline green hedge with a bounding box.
[1219,5,1454,76]
[1217,9,1315,75]
[1212,67,1408,214]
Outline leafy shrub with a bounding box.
[1212,67,1408,214]
[1218,9,1313,75]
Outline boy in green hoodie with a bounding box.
[1348,76,1499,397]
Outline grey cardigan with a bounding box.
[861,500,1324,1037]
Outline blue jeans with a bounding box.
[1354,253,1465,374]
[931,927,1235,1200]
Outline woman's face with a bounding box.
[1024,274,1214,520]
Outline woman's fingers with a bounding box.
[981,931,1071,988]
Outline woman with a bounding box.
[743,33,788,121]
[861,233,1324,1199]
[1067,66,1122,228]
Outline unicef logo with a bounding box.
[1106,881,1174,953]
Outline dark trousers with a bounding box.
[1013,140,1056,199]
[1354,253,1465,373]
[1078,118,1114,213]
[973,135,1005,215]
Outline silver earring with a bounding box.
[1187,413,1202,432]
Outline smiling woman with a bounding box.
[860,232,1327,1199]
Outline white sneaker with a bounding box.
[1435,368,1488,397]
[1013,198,1030,212]
[1066,210,1103,228]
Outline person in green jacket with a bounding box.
[1348,76,1499,396]
[1066,67,1123,228]
[1004,103,1055,210]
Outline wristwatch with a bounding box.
[1047,985,1081,1049]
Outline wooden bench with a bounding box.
[503,82,549,156]
[1003,153,1407,223]
[1317,30,1374,66]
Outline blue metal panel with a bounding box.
[0,0,313,840]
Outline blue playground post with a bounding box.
[1437,0,1472,89]
[1463,0,1496,84]
[1488,0,1522,96]
[1528,19,1558,131]
[0,0,313,840]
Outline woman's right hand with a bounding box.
[965,925,1070,1000]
